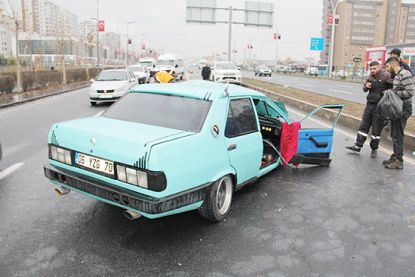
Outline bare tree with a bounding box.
[0,0,22,92]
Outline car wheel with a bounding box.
[198,175,233,222]
[90,101,97,106]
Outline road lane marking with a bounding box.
[337,84,354,88]
[0,162,24,180]
[298,84,315,88]
[329,89,353,95]
[287,107,415,166]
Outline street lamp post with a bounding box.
[126,21,136,66]
[96,0,100,70]
[328,0,344,78]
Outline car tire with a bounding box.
[198,175,233,222]
[90,101,97,106]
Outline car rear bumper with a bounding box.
[89,96,121,103]
[44,164,211,215]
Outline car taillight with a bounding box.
[116,164,165,192]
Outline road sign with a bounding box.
[98,20,105,32]
[310,37,325,51]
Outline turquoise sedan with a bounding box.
[44,80,343,222]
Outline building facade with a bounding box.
[321,0,415,66]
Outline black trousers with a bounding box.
[391,107,412,160]
[355,102,384,150]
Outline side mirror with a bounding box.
[237,67,241,70]
[175,64,178,68]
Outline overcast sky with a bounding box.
[44,0,324,61]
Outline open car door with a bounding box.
[291,104,344,166]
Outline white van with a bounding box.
[155,53,185,80]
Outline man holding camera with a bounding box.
[346,61,392,157]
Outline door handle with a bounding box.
[309,137,328,148]
[228,144,237,151]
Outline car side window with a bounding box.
[253,99,269,117]
[265,102,281,118]
[225,98,258,138]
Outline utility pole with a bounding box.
[96,0,100,70]
[328,0,344,78]
[126,21,135,66]
[227,6,232,62]
[186,1,274,64]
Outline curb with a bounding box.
[0,82,90,109]
[242,82,415,151]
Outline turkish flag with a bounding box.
[98,20,105,32]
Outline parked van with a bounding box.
[155,54,185,80]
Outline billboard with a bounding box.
[186,0,217,24]
[244,1,274,28]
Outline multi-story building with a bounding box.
[21,0,78,38]
[79,20,97,42]
[320,0,339,65]
[397,2,415,43]
[320,0,415,66]
[0,26,12,57]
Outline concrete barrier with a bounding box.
[242,82,415,151]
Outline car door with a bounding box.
[293,104,344,166]
[224,97,262,186]
[128,72,137,88]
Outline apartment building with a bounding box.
[321,0,415,66]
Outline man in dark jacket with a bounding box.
[346,61,392,157]
[383,57,414,169]
[389,48,413,76]
[201,64,211,81]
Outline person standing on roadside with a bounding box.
[346,61,392,157]
[383,57,414,169]
[201,64,211,81]
[389,48,413,76]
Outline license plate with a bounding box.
[75,152,114,176]
[100,94,113,99]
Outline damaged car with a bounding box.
[44,80,343,222]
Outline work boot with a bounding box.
[370,150,377,158]
[346,145,361,153]
[382,154,395,165]
[385,157,404,169]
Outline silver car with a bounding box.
[89,70,138,106]
[127,65,150,84]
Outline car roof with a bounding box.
[130,80,265,101]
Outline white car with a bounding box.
[127,65,150,84]
[89,69,138,106]
[211,62,242,84]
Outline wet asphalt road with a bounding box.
[1,84,415,276]
[243,71,415,112]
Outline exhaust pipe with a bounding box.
[123,210,141,221]
[54,186,70,196]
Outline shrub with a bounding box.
[0,75,15,93]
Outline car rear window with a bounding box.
[102,93,212,132]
